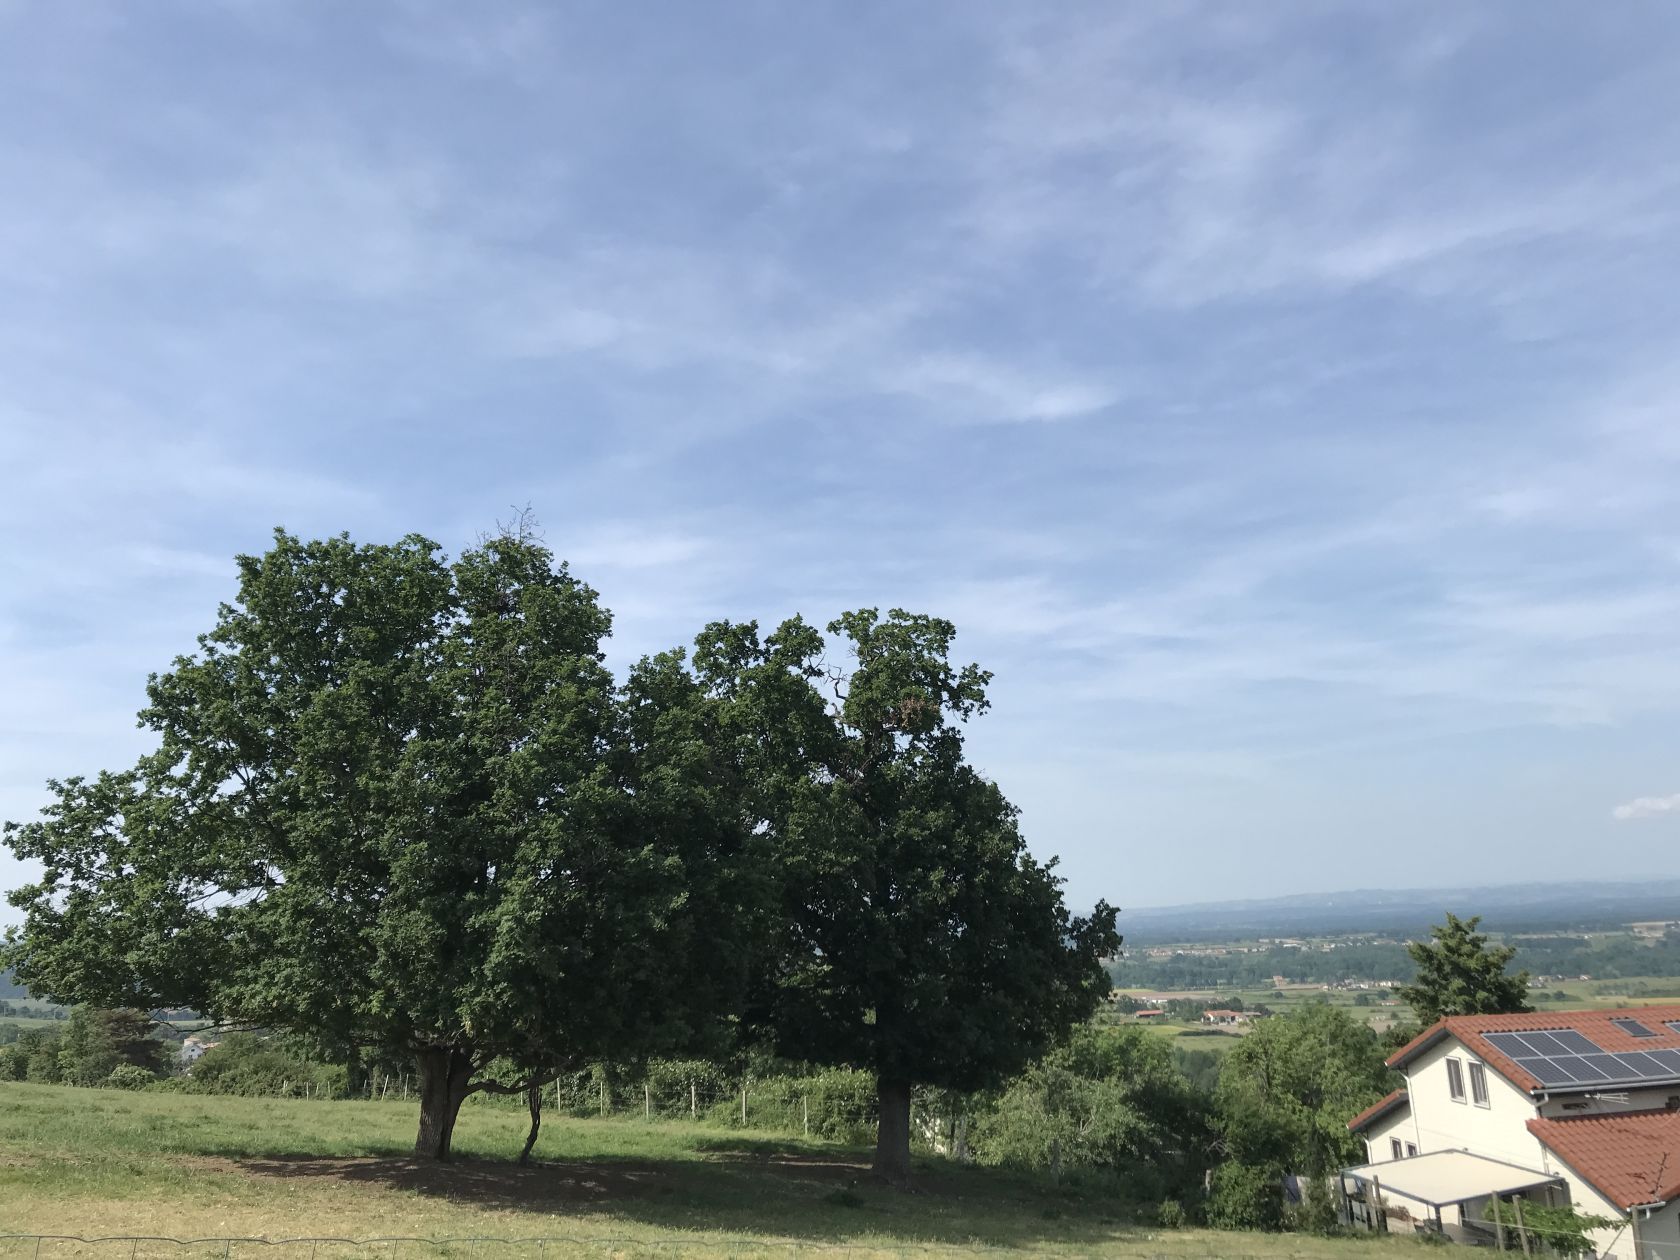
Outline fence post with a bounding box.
[599,1077,608,1117]
[645,1084,651,1119]
[1513,1196,1532,1257]
[741,1085,747,1126]
[803,1095,809,1137]
[691,1082,697,1119]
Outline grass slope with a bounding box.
[0,1083,1431,1259]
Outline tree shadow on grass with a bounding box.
[229,1148,1139,1250]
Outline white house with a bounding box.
[1344,1005,1680,1258]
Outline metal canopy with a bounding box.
[1342,1150,1564,1209]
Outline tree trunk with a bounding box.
[518,1081,542,1166]
[413,1047,475,1159]
[872,1077,913,1188]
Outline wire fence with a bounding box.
[147,1069,968,1154]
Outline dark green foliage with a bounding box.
[693,609,1119,1183]
[106,1063,155,1090]
[0,1027,63,1082]
[1171,1046,1223,1094]
[2,526,763,1158]
[971,1026,1211,1203]
[1206,1160,1285,1231]
[56,1007,166,1085]
[1210,1004,1396,1232]
[1483,1198,1614,1257]
[188,1033,346,1097]
[1399,913,1531,1024]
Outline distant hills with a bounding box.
[1121,879,1680,944]
[0,969,27,1000]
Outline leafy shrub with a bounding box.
[971,1026,1211,1203]
[1284,1175,1341,1235]
[1483,1199,1615,1258]
[1156,1200,1188,1229]
[107,1064,155,1090]
[643,1058,732,1116]
[1206,1161,1284,1232]
[189,1034,344,1097]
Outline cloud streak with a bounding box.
[1612,794,1680,821]
[4,4,1680,913]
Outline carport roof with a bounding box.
[1342,1149,1565,1209]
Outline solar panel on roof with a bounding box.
[1516,1057,1578,1087]
[1613,1051,1668,1075]
[1576,1052,1628,1078]
[1485,1032,1535,1058]
[1477,1027,1680,1092]
[1560,1056,1609,1082]
[1666,1022,1680,1037]
[1649,1049,1680,1074]
[1519,1031,1571,1056]
[1548,1030,1602,1055]
[1612,1017,1659,1038]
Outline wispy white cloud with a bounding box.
[1613,794,1680,821]
[5,2,1680,911]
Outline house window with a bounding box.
[1391,1138,1403,1160]
[1447,1056,1467,1102]
[1469,1061,1490,1108]
[1406,1143,1418,1158]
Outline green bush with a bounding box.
[1156,1199,1188,1229]
[107,1064,155,1090]
[189,1034,344,1097]
[642,1058,732,1116]
[1206,1161,1284,1232]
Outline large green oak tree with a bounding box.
[3,527,764,1158]
[693,609,1120,1186]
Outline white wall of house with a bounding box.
[1406,1036,1546,1168]
[1360,1105,1413,1164]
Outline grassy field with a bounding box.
[0,1083,1435,1260]
[1531,976,1680,1008]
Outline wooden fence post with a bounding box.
[1513,1196,1532,1257]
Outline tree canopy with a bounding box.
[694,609,1120,1184]
[1211,1003,1395,1230]
[2,526,764,1157]
[4,528,1116,1175]
[1398,912,1531,1025]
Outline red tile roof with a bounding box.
[1528,1109,1680,1209]
[1387,1005,1680,1095]
[1347,1087,1409,1133]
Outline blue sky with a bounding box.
[3,3,1679,922]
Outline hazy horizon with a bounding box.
[5,5,1680,924]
